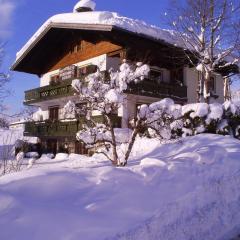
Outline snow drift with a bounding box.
[0,134,240,240]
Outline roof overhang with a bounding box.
[11,23,113,73]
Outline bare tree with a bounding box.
[166,0,240,102]
[0,117,9,128]
[0,43,10,111]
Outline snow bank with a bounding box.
[25,152,39,158]
[0,129,23,160]
[0,134,240,240]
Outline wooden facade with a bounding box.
[12,27,190,75]
[48,40,123,72]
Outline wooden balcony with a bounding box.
[24,76,187,105]
[24,116,122,138]
[24,78,75,105]
[126,79,188,102]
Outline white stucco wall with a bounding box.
[184,67,198,103]
[120,94,163,128]
[214,74,224,103]
[184,67,224,103]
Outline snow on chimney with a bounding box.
[73,0,96,13]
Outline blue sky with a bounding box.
[0,0,170,115]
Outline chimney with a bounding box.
[73,0,96,13]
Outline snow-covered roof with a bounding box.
[13,11,181,67]
[73,0,96,12]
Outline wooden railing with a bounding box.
[126,79,187,101]
[24,76,187,105]
[24,116,122,137]
[24,78,75,104]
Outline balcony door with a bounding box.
[49,106,59,121]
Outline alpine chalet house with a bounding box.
[11,0,228,154]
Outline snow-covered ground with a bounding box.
[0,133,240,240]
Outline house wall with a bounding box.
[215,74,224,103]
[120,94,163,128]
[184,67,198,103]
[184,67,224,103]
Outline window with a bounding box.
[50,74,60,85]
[78,65,98,77]
[59,65,78,80]
[149,68,163,84]
[171,68,184,85]
[49,106,59,121]
[70,40,83,54]
[209,75,216,93]
[70,40,93,54]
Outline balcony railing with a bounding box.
[24,78,75,105]
[24,116,122,138]
[126,80,187,101]
[25,76,187,105]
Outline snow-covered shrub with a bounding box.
[179,100,240,138]
[62,100,77,119]
[134,99,240,140]
[72,59,240,166]
[137,98,182,140]
[181,103,224,136]
[74,60,150,166]
[223,101,240,137]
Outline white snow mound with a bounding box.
[1,134,240,240]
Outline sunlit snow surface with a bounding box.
[0,134,240,240]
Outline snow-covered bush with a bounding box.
[73,60,150,166]
[178,100,240,138]
[133,99,240,140]
[72,59,240,166]
[137,98,182,140]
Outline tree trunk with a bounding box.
[223,77,230,101]
[106,115,118,166]
[204,72,211,103]
[198,71,205,102]
[124,129,138,165]
[123,121,141,166]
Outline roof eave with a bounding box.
[11,23,114,71]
